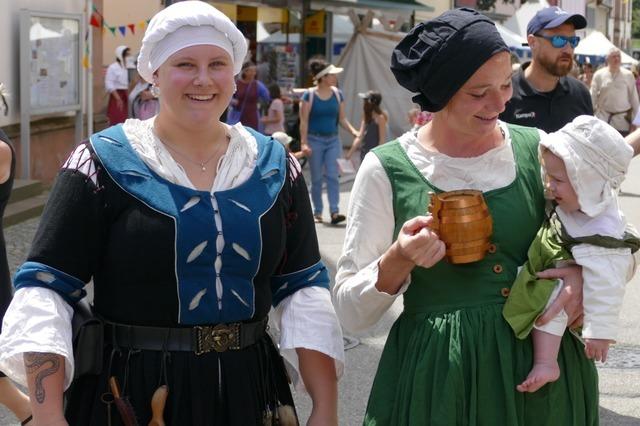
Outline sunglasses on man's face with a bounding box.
[534,34,581,49]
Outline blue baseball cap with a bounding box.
[527,6,587,35]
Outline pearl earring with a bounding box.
[150,84,161,98]
[233,81,237,94]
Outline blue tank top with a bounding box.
[302,88,343,135]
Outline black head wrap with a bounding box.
[391,8,509,112]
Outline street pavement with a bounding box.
[2,158,640,425]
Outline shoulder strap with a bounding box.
[308,88,314,110]
[551,210,640,253]
[330,86,341,102]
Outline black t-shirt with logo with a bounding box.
[500,62,594,133]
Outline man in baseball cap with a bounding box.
[500,6,593,133]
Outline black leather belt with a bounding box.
[104,318,267,355]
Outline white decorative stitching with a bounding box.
[181,196,201,212]
[187,241,208,263]
[307,270,322,281]
[230,289,250,308]
[229,199,251,212]
[189,288,207,310]
[232,243,251,261]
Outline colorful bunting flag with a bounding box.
[89,6,153,37]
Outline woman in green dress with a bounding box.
[333,8,609,425]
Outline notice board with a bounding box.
[21,10,82,114]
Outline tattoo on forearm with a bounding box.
[25,352,61,404]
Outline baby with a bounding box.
[504,115,638,393]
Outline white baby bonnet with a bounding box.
[539,115,633,217]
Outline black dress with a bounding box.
[14,124,329,425]
[0,129,16,380]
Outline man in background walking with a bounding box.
[500,7,592,132]
[591,48,639,136]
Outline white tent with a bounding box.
[503,0,549,38]
[337,27,414,141]
[574,31,639,66]
[495,23,531,61]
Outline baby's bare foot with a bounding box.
[516,361,560,393]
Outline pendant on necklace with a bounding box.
[201,164,206,172]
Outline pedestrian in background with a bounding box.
[128,65,160,120]
[346,90,388,163]
[335,8,601,425]
[261,83,285,135]
[105,45,130,125]
[500,7,593,132]
[591,48,640,136]
[407,105,432,132]
[578,62,594,88]
[228,61,270,130]
[0,2,343,425]
[299,58,359,225]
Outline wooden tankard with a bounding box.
[428,190,493,264]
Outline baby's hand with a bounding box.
[584,338,612,362]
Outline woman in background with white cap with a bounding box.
[299,58,359,225]
[0,2,343,425]
[105,45,130,125]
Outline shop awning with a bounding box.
[311,0,434,12]
[227,1,434,14]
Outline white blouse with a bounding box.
[104,62,129,93]
[0,118,344,392]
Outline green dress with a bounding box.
[365,125,598,426]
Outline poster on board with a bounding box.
[26,14,80,112]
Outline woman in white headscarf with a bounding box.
[105,45,130,124]
[0,2,343,425]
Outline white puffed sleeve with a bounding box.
[272,286,344,393]
[572,244,632,340]
[333,153,410,333]
[0,287,75,389]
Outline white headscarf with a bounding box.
[540,115,633,217]
[115,45,129,66]
[137,1,247,83]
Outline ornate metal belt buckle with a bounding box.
[195,323,240,355]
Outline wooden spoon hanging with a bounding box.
[148,385,168,426]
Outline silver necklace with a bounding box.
[161,142,217,172]
[158,136,229,173]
